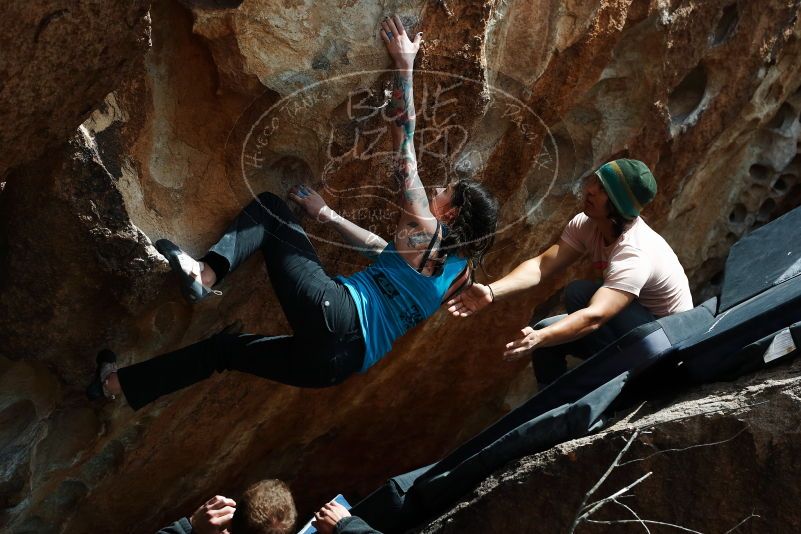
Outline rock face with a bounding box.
[420,357,801,534]
[1,0,801,532]
[0,1,152,179]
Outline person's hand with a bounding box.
[447,283,493,317]
[289,185,333,222]
[312,501,352,534]
[189,495,236,534]
[380,15,422,71]
[503,326,543,361]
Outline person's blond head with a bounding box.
[230,479,297,534]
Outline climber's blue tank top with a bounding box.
[337,243,468,372]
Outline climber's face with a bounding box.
[581,174,610,220]
[430,182,458,223]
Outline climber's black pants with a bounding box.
[117,193,364,410]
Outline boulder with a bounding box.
[420,358,801,533]
[0,0,151,178]
[1,0,801,531]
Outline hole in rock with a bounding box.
[728,203,747,224]
[749,164,770,182]
[710,270,724,286]
[773,175,794,193]
[178,0,244,9]
[668,64,707,125]
[270,156,315,190]
[712,3,739,44]
[757,198,776,222]
[767,103,796,132]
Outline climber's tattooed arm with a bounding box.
[380,16,437,265]
[388,71,416,137]
[388,69,429,211]
[393,157,428,208]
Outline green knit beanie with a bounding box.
[595,159,657,220]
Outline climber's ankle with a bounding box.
[199,262,217,288]
[104,372,122,396]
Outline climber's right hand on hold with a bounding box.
[380,14,422,71]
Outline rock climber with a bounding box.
[87,15,499,408]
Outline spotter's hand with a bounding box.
[502,326,543,361]
[446,283,492,317]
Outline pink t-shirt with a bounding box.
[561,213,693,317]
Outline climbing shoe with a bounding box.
[86,349,118,401]
[155,239,222,303]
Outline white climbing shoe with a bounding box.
[86,349,118,401]
[155,239,222,303]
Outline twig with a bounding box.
[613,498,651,533]
[569,396,772,533]
[578,472,653,520]
[586,518,703,533]
[583,430,641,502]
[723,512,760,533]
[617,401,648,426]
[619,427,748,466]
[636,400,770,433]
[569,429,641,533]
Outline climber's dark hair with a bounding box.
[441,178,499,270]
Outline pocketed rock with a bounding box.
[1,0,801,532]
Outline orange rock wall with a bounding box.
[1,1,801,532]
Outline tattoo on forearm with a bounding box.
[388,71,415,132]
[388,70,428,209]
[393,156,428,208]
